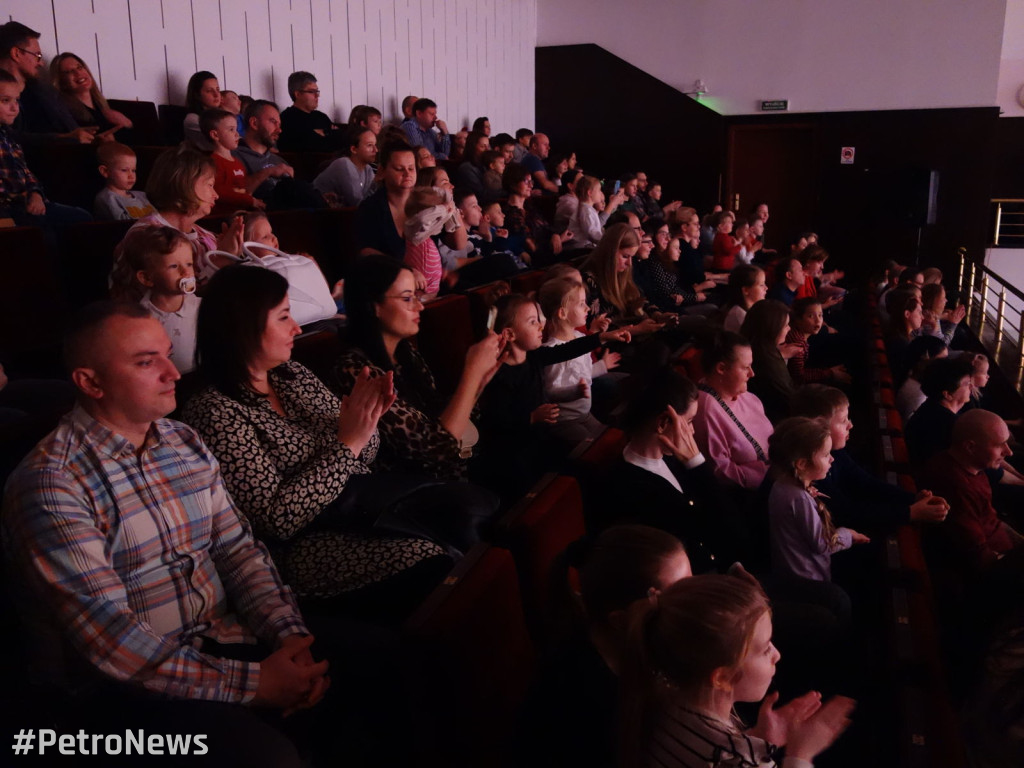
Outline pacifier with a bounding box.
[179,276,197,294]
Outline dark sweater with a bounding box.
[278,106,342,152]
[816,448,914,533]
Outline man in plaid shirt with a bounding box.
[3,302,328,765]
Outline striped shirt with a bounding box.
[649,703,777,767]
[2,406,308,703]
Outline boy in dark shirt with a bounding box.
[474,293,629,502]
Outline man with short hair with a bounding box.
[920,409,1023,571]
[400,94,418,122]
[0,20,96,144]
[401,97,451,159]
[767,256,805,307]
[521,132,557,194]
[278,71,342,152]
[512,128,533,163]
[2,303,327,765]
[235,99,325,209]
[491,132,516,165]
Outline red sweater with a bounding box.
[711,232,742,272]
[921,451,1018,570]
[211,153,256,214]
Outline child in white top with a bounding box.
[538,277,623,442]
[122,225,201,373]
[93,143,156,221]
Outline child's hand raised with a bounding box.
[577,379,590,399]
[787,695,856,763]
[530,403,560,425]
[589,313,611,334]
[750,690,823,747]
[603,351,622,371]
[599,328,632,344]
[217,215,245,255]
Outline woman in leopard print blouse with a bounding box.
[182,265,449,605]
[334,255,506,481]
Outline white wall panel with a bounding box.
[5,0,536,132]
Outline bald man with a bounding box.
[920,409,1023,571]
[2,302,326,765]
[521,132,558,194]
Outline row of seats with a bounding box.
[864,291,966,768]
[22,142,338,212]
[401,426,625,764]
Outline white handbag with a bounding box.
[210,243,338,326]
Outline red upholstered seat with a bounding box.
[510,268,548,296]
[404,544,535,763]
[495,474,586,643]
[416,294,473,398]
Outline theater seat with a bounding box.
[404,544,535,765]
[157,104,188,145]
[494,474,586,643]
[59,220,133,308]
[416,294,473,398]
[510,269,547,296]
[106,100,164,145]
[0,227,68,376]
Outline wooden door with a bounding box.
[726,123,819,253]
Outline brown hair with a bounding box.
[493,293,539,334]
[790,384,849,421]
[111,226,190,301]
[144,147,216,214]
[50,52,110,116]
[404,186,444,217]
[96,141,135,167]
[580,223,644,318]
[921,282,946,314]
[619,575,770,767]
[768,417,838,544]
[740,299,790,351]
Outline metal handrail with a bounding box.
[960,249,1024,390]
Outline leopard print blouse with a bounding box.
[182,360,444,598]
[333,346,466,481]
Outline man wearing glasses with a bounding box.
[278,70,344,153]
[0,21,97,144]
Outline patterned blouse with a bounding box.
[182,360,444,598]
[647,258,698,310]
[334,346,465,481]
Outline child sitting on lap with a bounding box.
[475,293,629,500]
[538,277,624,442]
[120,225,201,373]
[93,143,157,221]
[403,186,463,299]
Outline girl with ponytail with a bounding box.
[619,574,854,767]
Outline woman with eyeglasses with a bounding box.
[334,254,506,482]
[183,265,455,619]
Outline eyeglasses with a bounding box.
[17,47,43,62]
[385,292,425,305]
[299,89,321,96]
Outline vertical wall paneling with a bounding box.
[5,0,536,132]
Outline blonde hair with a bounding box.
[242,211,270,242]
[574,175,601,202]
[538,277,584,322]
[96,142,135,167]
[581,223,644,318]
